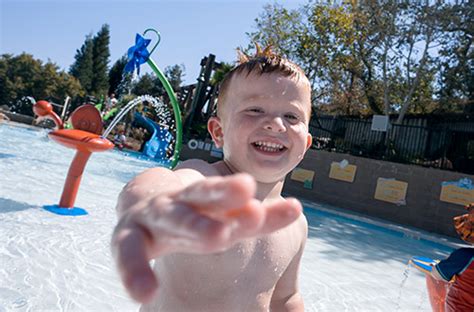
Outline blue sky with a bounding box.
[1,0,306,85]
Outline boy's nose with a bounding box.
[264,117,286,132]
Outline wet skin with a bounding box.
[112,71,312,311]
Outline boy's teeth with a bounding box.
[254,141,285,151]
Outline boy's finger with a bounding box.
[257,198,302,235]
[113,225,158,303]
[228,199,265,239]
[175,173,256,212]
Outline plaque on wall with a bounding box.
[329,160,357,183]
[374,178,408,205]
[440,178,474,206]
[290,168,315,189]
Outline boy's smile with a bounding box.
[209,72,312,183]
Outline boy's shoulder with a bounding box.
[175,159,224,177]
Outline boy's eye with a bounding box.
[247,108,263,113]
[285,113,299,121]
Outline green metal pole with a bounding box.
[146,58,183,169]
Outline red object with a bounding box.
[426,274,449,312]
[445,262,474,312]
[33,102,114,209]
[33,100,63,129]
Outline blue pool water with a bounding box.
[0,122,463,311]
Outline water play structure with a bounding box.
[122,28,182,168]
[32,100,114,215]
[29,29,183,215]
[133,112,172,160]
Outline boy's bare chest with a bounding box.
[157,228,300,295]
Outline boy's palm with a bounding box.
[111,174,302,303]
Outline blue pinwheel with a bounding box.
[120,28,183,169]
[124,33,152,75]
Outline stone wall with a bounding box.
[179,143,473,238]
[0,110,35,125]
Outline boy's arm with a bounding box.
[115,159,213,217]
[112,160,304,304]
[270,216,307,312]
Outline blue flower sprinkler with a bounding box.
[123,29,183,169]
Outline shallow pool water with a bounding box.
[0,122,462,311]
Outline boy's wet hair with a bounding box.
[216,44,309,117]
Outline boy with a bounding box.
[112,47,313,311]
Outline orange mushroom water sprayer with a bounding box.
[33,100,114,215]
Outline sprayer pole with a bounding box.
[146,58,183,169]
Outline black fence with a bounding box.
[309,116,474,174]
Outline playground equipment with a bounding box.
[133,112,173,160]
[33,100,114,215]
[30,29,181,215]
[122,29,182,168]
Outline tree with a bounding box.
[395,3,441,124]
[164,64,185,92]
[132,73,157,95]
[0,53,83,115]
[436,1,473,112]
[69,35,94,93]
[108,55,130,96]
[248,3,370,113]
[210,62,233,86]
[248,1,454,120]
[91,24,110,96]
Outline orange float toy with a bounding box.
[33,100,114,215]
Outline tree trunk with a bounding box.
[396,29,432,124]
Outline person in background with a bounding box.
[114,129,128,150]
[0,111,10,122]
[431,203,474,312]
[107,93,118,110]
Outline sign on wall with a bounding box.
[290,168,315,189]
[329,160,357,183]
[374,178,408,205]
[188,139,223,158]
[440,178,474,206]
[371,115,389,132]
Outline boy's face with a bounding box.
[208,72,312,183]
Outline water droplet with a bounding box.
[11,298,27,308]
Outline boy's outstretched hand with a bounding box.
[111,173,302,303]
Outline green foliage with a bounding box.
[210,62,233,86]
[108,55,129,96]
[69,24,110,98]
[436,1,473,112]
[0,53,84,116]
[91,24,111,96]
[69,35,94,93]
[248,1,472,118]
[164,64,185,92]
[132,73,158,96]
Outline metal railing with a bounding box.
[309,116,474,174]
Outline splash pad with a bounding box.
[31,28,182,216]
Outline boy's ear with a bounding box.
[208,116,224,148]
[305,133,313,151]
